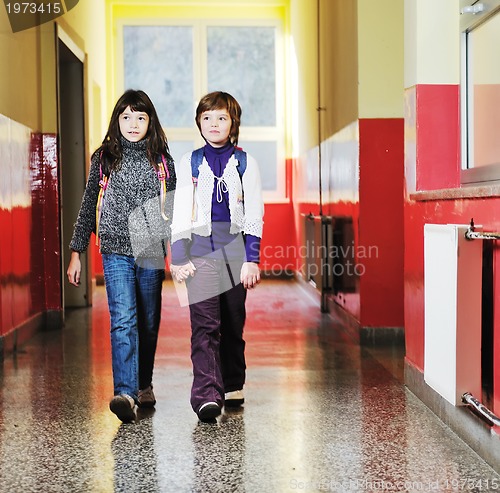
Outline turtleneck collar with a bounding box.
[203,141,234,177]
[204,140,233,155]
[120,135,148,152]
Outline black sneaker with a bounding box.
[109,394,136,423]
[197,402,221,422]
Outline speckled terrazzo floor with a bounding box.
[1,279,499,493]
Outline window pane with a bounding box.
[168,140,195,165]
[207,27,276,126]
[123,26,193,128]
[239,140,277,191]
[467,12,500,168]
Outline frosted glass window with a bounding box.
[121,20,284,198]
[207,27,276,127]
[239,140,277,191]
[461,1,500,184]
[465,12,500,168]
[123,26,193,128]
[168,140,195,165]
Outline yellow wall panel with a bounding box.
[289,0,318,153]
[358,0,404,118]
[0,9,40,130]
[319,0,358,137]
[0,0,107,140]
[404,0,460,87]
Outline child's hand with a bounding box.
[240,262,260,289]
[171,261,196,283]
[67,251,82,287]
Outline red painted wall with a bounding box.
[293,119,405,330]
[359,118,404,328]
[404,83,500,412]
[260,202,296,275]
[0,206,14,336]
[415,85,460,190]
[0,131,61,339]
[404,198,500,392]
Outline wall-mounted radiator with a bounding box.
[423,224,482,406]
[303,214,355,311]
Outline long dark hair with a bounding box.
[95,89,173,175]
[195,91,242,145]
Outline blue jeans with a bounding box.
[102,254,165,401]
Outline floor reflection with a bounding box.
[191,410,246,492]
[112,413,160,492]
[0,279,498,492]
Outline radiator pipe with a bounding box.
[465,218,500,240]
[462,392,500,426]
[465,229,500,240]
[316,0,325,217]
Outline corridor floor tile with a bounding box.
[0,279,498,492]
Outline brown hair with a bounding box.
[195,91,242,145]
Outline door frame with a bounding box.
[56,24,91,309]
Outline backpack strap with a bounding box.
[190,146,247,179]
[234,147,247,177]
[95,151,109,247]
[191,147,205,180]
[157,154,170,221]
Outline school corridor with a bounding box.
[3,0,500,490]
[0,278,498,492]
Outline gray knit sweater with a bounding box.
[69,137,176,259]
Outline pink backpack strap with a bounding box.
[95,151,109,248]
[157,155,169,220]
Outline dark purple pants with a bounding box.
[187,257,247,413]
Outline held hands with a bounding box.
[67,251,82,287]
[171,261,196,283]
[241,262,260,289]
[170,260,260,288]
